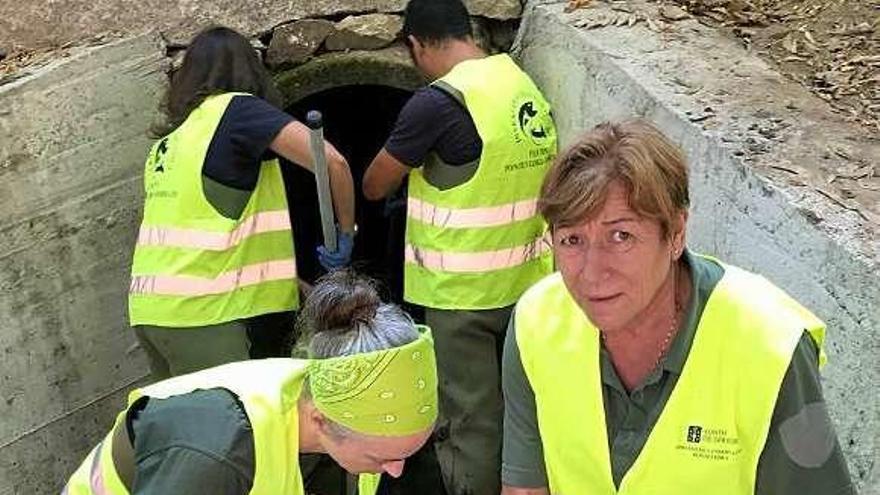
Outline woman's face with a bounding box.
[321,426,432,478]
[552,181,684,334]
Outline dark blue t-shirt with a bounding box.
[202,95,294,190]
[384,86,482,168]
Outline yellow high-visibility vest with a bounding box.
[129,92,298,327]
[514,258,825,494]
[405,54,557,310]
[62,359,381,495]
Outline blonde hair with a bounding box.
[539,119,689,237]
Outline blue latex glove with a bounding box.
[317,227,354,271]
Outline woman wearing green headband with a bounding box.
[62,271,438,495]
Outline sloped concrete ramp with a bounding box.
[0,33,165,494]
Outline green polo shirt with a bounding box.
[501,251,855,494]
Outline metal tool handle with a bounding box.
[306,110,338,253]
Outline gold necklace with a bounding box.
[654,262,684,369]
[653,299,682,370]
[601,264,683,369]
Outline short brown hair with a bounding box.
[539,119,690,237]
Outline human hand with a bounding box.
[316,227,354,270]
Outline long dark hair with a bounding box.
[154,26,282,136]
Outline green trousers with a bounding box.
[133,322,251,381]
[427,306,512,495]
[134,312,297,381]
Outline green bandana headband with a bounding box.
[308,325,438,436]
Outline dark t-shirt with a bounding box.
[127,389,255,495]
[199,95,293,219]
[384,86,482,169]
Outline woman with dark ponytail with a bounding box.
[128,26,357,379]
[64,271,437,495]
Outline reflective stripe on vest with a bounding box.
[87,443,109,495]
[130,259,297,297]
[136,210,291,251]
[405,233,551,273]
[405,54,557,310]
[61,442,112,495]
[514,257,826,494]
[407,197,539,228]
[62,414,129,495]
[128,93,298,327]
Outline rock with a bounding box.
[658,5,690,21]
[274,43,423,104]
[170,49,186,72]
[325,14,403,51]
[250,38,267,51]
[486,19,520,53]
[0,47,7,62]
[464,0,522,19]
[2,0,408,54]
[471,18,493,53]
[267,19,335,67]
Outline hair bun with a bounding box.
[301,270,381,335]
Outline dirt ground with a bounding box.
[0,32,125,84]
[565,0,880,134]
[673,0,880,134]
[562,0,879,223]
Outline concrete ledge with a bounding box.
[0,383,146,495]
[517,2,879,492]
[0,34,164,493]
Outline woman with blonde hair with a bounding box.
[501,119,854,495]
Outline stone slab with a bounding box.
[0,0,407,52]
[325,14,403,52]
[267,19,336,67]
[1,0,522,54]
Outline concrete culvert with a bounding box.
[271,46,424,303]
[283,84,413,300]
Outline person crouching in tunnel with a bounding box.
[128,26,357,377]
[501,119,855,495]
[361,0,558,493]
[63,270,437,495]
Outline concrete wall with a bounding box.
[516,2,879,493]
[0,33,166,494]
[0,0,522,53]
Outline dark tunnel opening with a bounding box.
[282,84,414,306]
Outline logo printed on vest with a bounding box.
[676,425,742,462]
[510,95,553,147]
[505,95,554,174]
[518,101,548,142]
[146,137,178,199]
[154,138,169,173]
[687,425,703,443]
